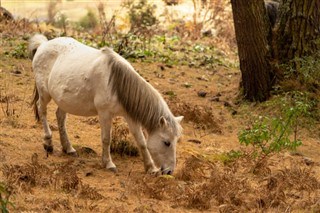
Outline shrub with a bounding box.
[4,42,28,59]
[0,182,14,213]
[238,92,312,159]
[79,10,98,30]
[54,12,68,30]
[124,0,158,33]
[282,51,320,95]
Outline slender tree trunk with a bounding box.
[231,0,272,101]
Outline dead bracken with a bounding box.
[128,154,320,211]
[2,154,104,201]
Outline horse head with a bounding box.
[147,116,183,175]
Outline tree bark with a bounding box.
[231,0,272,101]
[274,0,320,64]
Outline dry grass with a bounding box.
[78,117,139,157]
[111,119,139,157]
[2,154,104,201]
[167,97,222,133]
[0,19,34,39]
[128,154,320,212]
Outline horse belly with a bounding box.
[46,40,107,116]
[53,90,97,116]
[48,71,98,117]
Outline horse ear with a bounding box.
[159,116,168,127]
[175,116,184,123]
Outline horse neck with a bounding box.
[108,55,176,133]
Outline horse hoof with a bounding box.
[43,144,53,153]
[67,151,78,157]
[108,167,118,173]
[62,148,78,157]
[147,168,161,176]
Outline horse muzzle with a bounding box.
[161,166,174,175]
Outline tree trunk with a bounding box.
[274,0,320,65]
[231,0,272,101]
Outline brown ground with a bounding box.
[1,26,320,212]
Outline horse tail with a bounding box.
[31,84,40,122]
[29,34,47,122]
[28,34,48,59]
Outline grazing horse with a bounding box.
[28,34,183,175]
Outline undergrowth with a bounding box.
[238,91,314,160]
[74,33,233,69]
[111,120,139,157]
[130,154,320,211]
[0,182,14,213]
[281,52,320,95]
[0,72,25,128]
[2,154,104,201]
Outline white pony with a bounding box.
[28,34,183,175]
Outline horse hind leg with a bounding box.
[56,107,77,156]
[36,94,53,153]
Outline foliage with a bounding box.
[194,150,243,164]
[0,182,14,213]
[54,12,68,29]
[282,52,320,95]
[124,0,158,33]
[238,92,312,159]
[223,150,243,162]
[79,10,98,30]
[74,31,230,68]
[4,43,28,59]
[164,90,177,99]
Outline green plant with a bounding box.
[124,0,158,33]
[74,32,232,67]
[4,43,28,59]
[54,12,68,31]
[164,90,177,99]
[79,10,98,30]
[207,150,243,164]
[282,52,320,94]
[238,92,312,159]
[0,182,14,213]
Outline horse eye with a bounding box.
[163,141,171,147]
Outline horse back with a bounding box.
[33,37,115,116]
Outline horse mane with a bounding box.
[106,48,179,134]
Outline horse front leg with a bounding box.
[126,118,159,174]
[99,112,117,172]
[56,107,77,156]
